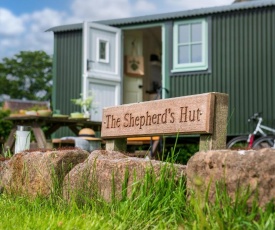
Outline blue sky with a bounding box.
[0,0,69,15]
[0,0,233,59]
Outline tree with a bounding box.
[0,50,53,102]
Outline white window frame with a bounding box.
[97,38,109,63]
[172,18,208,73]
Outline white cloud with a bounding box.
[0,8,25,36]
[134,0,157,13]
[0,0,134,59]
[22,8,68,31]
[71,0,131,21]
[0,8,68,59]
[0,0,238,60]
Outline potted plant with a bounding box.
[71,92,96,118]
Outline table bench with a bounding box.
[4,116,101,152]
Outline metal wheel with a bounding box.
[226,136,250,150]
[252,136,275,149]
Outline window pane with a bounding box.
[178,24,189,44]
[191,44,202,63]
[99,41,106,60]
[178,45,189,64]
[191,23,202,42]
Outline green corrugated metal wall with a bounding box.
[170,8,275,136]
[53,30,83,137]
[52,7,275,137]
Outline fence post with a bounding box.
[199,93,228,151]
[105,139,127,151]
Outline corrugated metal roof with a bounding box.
[47,0,275,32]
[46,23,82,32]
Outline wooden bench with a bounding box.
[52,138,75,148]
[127,136,159,145]
[52,136,159,149]
[101,93,229,154]
[127,136,160,156]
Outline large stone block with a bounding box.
[63,150,186,202]
[186,149,275,206]
[0,149,89,197]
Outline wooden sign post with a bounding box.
[101,92,228,152]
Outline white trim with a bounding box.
[114,29,121,76]
[121,22,164,30]
[172,18,208,73]
[82,21,89,101]
[88,69,120,77]
[88,78,121,105]
[87,75,121,83]
[161,24,167,99]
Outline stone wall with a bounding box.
[186,148,275,207]
[0,148,274,207]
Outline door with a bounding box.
[123,31,143,104]
[123,27,163,103]
[82,22,122,121]
[123,76,143,104]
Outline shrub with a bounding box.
[0,108,12,142]
[161,143,199,165]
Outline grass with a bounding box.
[0,147,275,229]
[1,177,274,230]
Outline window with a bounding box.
[172,19,208,72]
[97,38,109,63]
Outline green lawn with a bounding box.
[0,163,274,230]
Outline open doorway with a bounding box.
[123,26,162,104]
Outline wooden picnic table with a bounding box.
[3,115,101,151]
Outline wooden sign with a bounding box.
[101,93,215,139]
